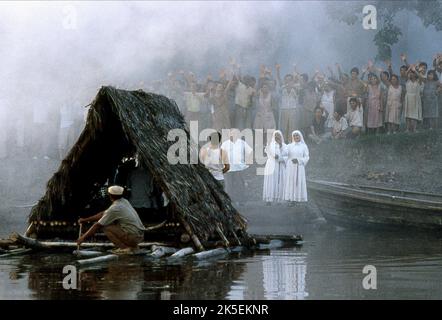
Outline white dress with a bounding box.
[263,142,288,202]
[321,90,335,128]
[283,142,309,202]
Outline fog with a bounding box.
[0,1,441,209]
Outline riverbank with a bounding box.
[308,129,442,194]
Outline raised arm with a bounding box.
[400,53,409,68]
[327,65,336,80]
[336,63,343,80]
[275,63,283,87]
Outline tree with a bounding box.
[326,0,442,61]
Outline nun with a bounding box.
[283,130,309,205]
[263,130,288,205]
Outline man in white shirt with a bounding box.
[233,76,256,129]
[221,128,253,206]
[330,111,348,140]
[184,82,205,126]
[344,97,362,139]
[276,65,300,141]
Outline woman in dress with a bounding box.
[283,130,309,205]
[320,82,336,130]
[404,69,423,133]
[385,74,403,134]
[366,74,384,134]
[253,83,277,132]
[263,130,287,205]
[208,82,232,132]
[422,70,441,130]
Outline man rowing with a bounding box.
[76,185,145,252]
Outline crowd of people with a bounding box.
[1,53,441,206]
[149,53,442,204]
[0,98,86,161]
[150,53,442,144]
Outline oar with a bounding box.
[76,223,83,253]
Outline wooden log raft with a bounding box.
[10,233,48,250]
[150,246,178,258]
[0,248,33,258]
[193,248,227,260]
[9,233,169,251]
[169,247,194,258]
[250,234,303,245]
[0,239,15,249]
[73,250,105,258]
[77,254,118,266]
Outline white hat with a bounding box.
[107,185,124,196]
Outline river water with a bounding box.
[1,204,441,300]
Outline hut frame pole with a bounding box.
[77,223,83,252]
[179,217,204,252]
[216,224,230,247]
[229,227,242,246]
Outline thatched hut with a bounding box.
[27,86,252,250]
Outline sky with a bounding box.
[0,1,441,148]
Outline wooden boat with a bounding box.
[307,179,442,231]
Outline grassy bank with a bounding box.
[308,129,442,194]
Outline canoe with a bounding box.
[307,179,442,231]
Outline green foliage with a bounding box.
[373,18,402,61]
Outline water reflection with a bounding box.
[0,254,247,300]
[226,251,308,300]
[263,252,308,299]
[1,228,442,299]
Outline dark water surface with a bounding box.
[1,203,442,300]
[1,221,442,300]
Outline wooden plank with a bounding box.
[194,248,227,260]
[72,250,105,258]
[0,248,33,258]
[250,234,303,243]
[0,239,14,249]
[257,240,284,250]
[10,233,170,250]
[10,233,48,249]
[169,247,194,258]
[77,254,118,266]
[150,246,178,258]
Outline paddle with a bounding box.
[76,222,83,253]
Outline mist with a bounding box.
[0,1,441,207]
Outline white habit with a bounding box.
[283,130,309,202]
[263,130,288,202]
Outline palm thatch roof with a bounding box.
[28,86,251,248]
